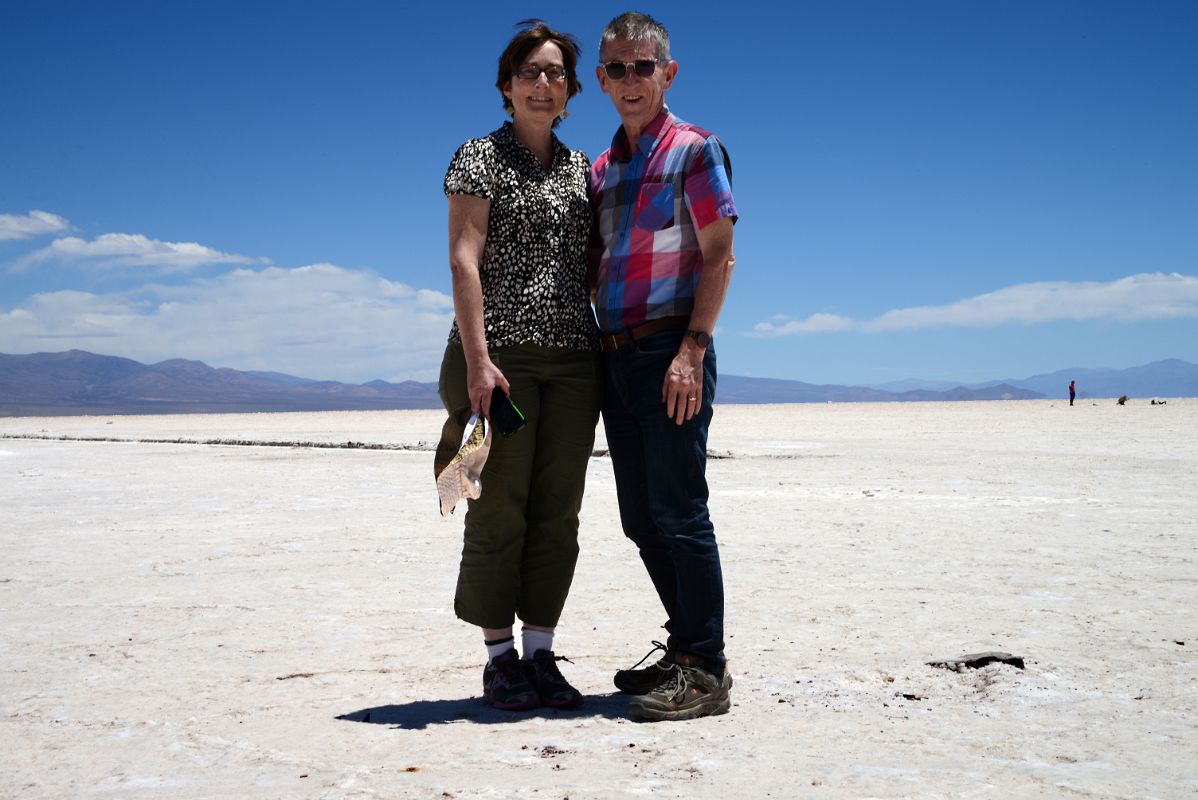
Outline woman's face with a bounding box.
[503,41,569,124]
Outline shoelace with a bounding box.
[653,663,691,700]
[625,640,668,671]
[536,653,574,681]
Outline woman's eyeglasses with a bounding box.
[601,59,661,80]
[515,64,568,81]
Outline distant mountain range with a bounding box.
[1,350,1195,417]
[0,351,439,416]
[715,376,1043,404]
[867,359,1198,399]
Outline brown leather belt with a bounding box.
[598,315,690,353]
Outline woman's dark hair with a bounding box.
[496,19,583,127]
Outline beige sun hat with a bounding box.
[433,406,492,517]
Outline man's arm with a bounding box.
[662,216,735,424]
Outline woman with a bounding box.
[439,20,601,710]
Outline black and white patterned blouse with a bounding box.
[443,122,597,351]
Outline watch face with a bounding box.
[689,330,712,347]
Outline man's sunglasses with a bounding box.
[601,59,662,80]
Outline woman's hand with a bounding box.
[468,357,510,420]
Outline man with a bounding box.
[589,11,737,721]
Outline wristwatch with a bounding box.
[685,329,713,348]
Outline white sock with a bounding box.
[521,629,554,660]
[485,636,515,663]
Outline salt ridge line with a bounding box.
[0,433,756,459]
[0,433,431,451]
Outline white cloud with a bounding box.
[0,210,70,240]
[752,313,855,336]
[0,264,455,382]
[864,273,1198,331]
[13,232,265,273]
[750,272,1198,337]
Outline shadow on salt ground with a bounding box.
[337,693,629,729]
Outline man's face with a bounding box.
[596,37,677,136]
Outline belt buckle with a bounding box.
[599,333,620,352]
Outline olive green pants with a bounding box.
[439,341,602,629]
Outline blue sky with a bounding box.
[2,0,1196,386]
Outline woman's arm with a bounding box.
[448,193,509,418]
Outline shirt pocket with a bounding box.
[633,181,675,231]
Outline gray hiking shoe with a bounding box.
[614,640,674,694]
[628,656,732,722]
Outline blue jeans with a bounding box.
[602,328,726,674]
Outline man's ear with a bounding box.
[662,60,678,91]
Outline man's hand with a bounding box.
[662,339,705,425]
[659,216,732,425]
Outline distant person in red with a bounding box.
[1068,380,1076,406]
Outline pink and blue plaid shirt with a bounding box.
[590,107,738,332]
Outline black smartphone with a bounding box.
[489,387,526,437]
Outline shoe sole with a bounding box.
[627,694,731,721]
[484,695,540,711]
[541,695,584,710]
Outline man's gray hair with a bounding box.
[599,11,670,62]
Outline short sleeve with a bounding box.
[682,136,738,229]
[444,139,495,200]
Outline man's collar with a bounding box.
[609,106,674,162]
